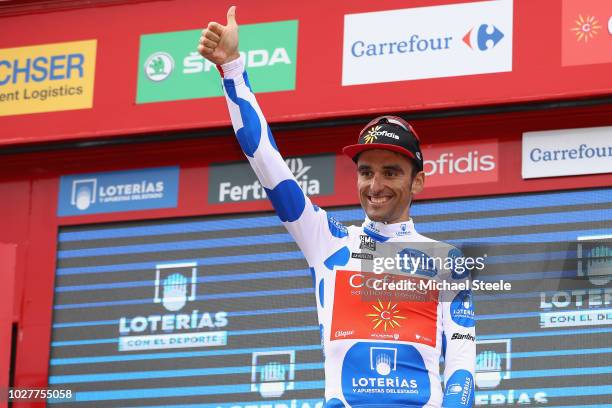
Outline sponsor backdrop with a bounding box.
[208,155,335,204]
[48,187,612,406]
[0,40,96,117]
[562,0,612,67]
[342,0,513,85]
[137,21,298,103]
[522,126,612,179]
[2,0,612,144]
[57,167,180,216]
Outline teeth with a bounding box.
[370,196,390,204]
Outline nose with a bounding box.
[369,173,385,195]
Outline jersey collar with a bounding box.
[362,217,416,241]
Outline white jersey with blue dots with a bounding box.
[219,56,475,408]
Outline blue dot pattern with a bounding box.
[325,398,345,408]
[327,214,348,238]
[309,267,316,287]
[267,124,279,152]
[223,75,261,158]
[324,246,350,270]
[318,278,324,307]
[364,227,390,242]
[264,180,306,222]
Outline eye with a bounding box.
[359,170,372,177]
[384,170,397,177]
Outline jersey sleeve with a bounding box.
[440,246,476,407]
[219,56,349,266]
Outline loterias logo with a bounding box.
[342,0,513,86]
[341,343,430,406]
[209,155,335,204]
[539,235,612,329]
[118,262,228,352]
[0,40,96,117]
[562,0,612,66]
[137,20,297,103]
[251,350,295,398]
[58,166,179,216]
[475,339,548,405]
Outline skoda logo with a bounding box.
[145,52,174,82]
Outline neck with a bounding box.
[363,216,416,239]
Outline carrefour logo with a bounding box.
[350,23,504,58]
[462,24,504,50]
[58,166,179,216]
[342,0,513,86]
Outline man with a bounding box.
[198,6,475,407]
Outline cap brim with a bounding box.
[342,143,417,162]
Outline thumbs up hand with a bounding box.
[198,6,240,65]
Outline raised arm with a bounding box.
[198,6,349,266]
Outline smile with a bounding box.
[368,196,392,205]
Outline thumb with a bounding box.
[226,5,237,27]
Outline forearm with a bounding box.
[219,57,341,264]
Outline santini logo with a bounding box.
[451,332,475,341]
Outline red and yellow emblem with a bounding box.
[366,300,407,331]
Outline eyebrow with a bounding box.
[357,164,404,173]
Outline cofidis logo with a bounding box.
[562,0,612,66]
[342,0,513,86]
[58,166,179,216]
[0,40,96,116]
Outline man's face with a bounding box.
[357,149,424,224]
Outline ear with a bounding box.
[411,171,425,195]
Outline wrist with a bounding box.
[217,54,244,79]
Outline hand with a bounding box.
[198,5,240,65]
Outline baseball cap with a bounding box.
[342,115,423,171]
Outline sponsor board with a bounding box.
[0,40,96,116]
[212,401,322,408]
[330,270,437,346]
[251,350,295,398]
[58,166,179,216]
[474,339,549,405]
[562,0,612,66]
[540,236,612,328]
[342,0,513,86]
[524,126,612,176]
[422,140,498,187]
[522,126,612,179]
[137,20,297,103]
[118,262,229,352]
[209,155,334,203]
